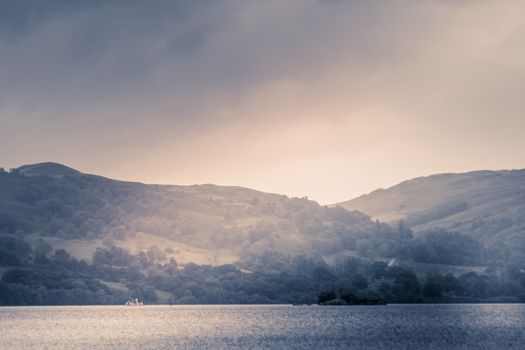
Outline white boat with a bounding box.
[125,298,144,306]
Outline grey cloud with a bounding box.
[2,0,521,126]
[1,0,524,203]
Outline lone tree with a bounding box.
[398,219,413,240]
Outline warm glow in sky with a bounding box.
[1,0,525,204]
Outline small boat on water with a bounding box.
[125,298,143,306]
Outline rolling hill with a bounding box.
[2,163,525,305]
[336,169,525,249]
[0,162,379,265]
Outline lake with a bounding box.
[0,304,524,349]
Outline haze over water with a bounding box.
[1,304,524,349]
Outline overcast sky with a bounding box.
[1,0,524,204]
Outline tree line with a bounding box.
[1,236,524,305]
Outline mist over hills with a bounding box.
[337,169,525,252]
[1,162,525,305]
[0,162,379,264]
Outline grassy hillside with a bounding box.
[0,162,379,264]
[1,163,525,305]
[337,169,525,250]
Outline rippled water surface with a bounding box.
[1,304,524,349]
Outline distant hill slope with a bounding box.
[17,162,82,177]
[0,162,380,265]
[336,169,525,247]
[3,163,525,306]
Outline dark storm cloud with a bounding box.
[0,1,390,105]
[0,0,219,96]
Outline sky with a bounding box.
[1,0,525,204]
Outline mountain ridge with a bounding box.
[0,162,379,265]
[2,162,525,262]
[2,162,525,305]
[16,162,82,177]
[337,168,525,250]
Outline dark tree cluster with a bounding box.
[0,247,126,305]
[400,229,487,266]
[1,238,525,306]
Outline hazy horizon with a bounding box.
[2,0,525,204]
[3,160,525,205]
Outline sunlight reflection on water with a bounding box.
[1,304,524,349]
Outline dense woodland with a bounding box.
[1,165,525,305]
[1,234,525,306]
